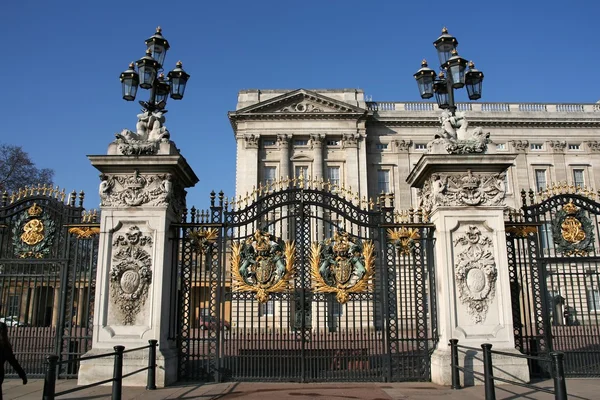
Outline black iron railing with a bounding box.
[449,339,567,400]
[42,339,157,400]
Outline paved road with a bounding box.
[2,378,596,399]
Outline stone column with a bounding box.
[549,140,567,183]
[342,134,360,192]
[392,139,412,209]
[79,138,198,387]
[236,134,259,199]
[278,134,290,240]
[510,140,530,193]
[310,134,324,180]
[407,154,529,386]
[277,134,290,180]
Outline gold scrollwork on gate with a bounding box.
[505,225,538,238]
[553,200,595,256]
[68,226,101,238]
[310,230,375,304]
[188,228,219,254]
[387,227,420,255]
[12,203,56,258]
[231,230,296,303]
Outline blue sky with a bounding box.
[2,1,599,210]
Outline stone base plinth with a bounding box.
[78,348,177,388]
[431,348,529,387]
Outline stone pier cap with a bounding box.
[88,153,199,188]
[406,154,517,189]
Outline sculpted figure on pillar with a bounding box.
[428,111,491,154]
[114,110,171,156]
[277,134,290,148]
[310,134,325,149]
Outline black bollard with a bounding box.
[551,352,567,400]
[449,339,461,389]
[112,345,125,400]
[481,343,496,400]
[42,355,59,400]
[147,340,158,390]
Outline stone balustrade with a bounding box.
[366,101,600,113]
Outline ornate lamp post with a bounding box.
[119,27,190,112]
[413,27,484,115]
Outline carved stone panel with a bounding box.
[418,170,507,213]
[110,225,153,325]
[99,171,184,215]
[453,225,497,324]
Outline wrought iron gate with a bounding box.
[0,188,98,377]
[174,181,437,382]
[506,188,600,377]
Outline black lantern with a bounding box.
[145,26,170,67]
[433,27,458,66]
[155,73,170,106]
[433,72,450,109]
[167,61,190,100]
[465,61,484,100]
[120,63,139,101]
[446,50,468,89]
[413,60,437,99]
[136,49,160,89]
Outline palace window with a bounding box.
[496,143,506,150]
[540,222,554,255]
[263,139,276,146]
[569,143,581,150]
[573,169,585,188]
[294,139,308,146]
[327,140,340,146]
[587,289,600,312]
[377,169,390,194]
[531,143,543,150]
[263,166,277,186]
[259,300,275,316]
[7,295,19,317]
[295,166,309,180]
[415,143,427,150]
[376,143,388,150]
[326,166,340,186]
[535,169,547,192]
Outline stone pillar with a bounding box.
[310,134,324,180]
[236,134,259,199]
[342,134,360,192]
[407,154,529,386]
[277,134,290,180]
[510,140,530,193]
[549,140,567,183]
[79,139,198,387]
[392,139,412,208]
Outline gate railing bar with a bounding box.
[449,339,567,400]
[42,340,158,400]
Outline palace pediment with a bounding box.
[230,89,366,117]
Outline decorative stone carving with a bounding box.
[427,111,491,154]
[454,225,497,324]
[279,101,323,113]
[277,134,290,148]
[99,171,183,213]
[510,140,529,152]
[310,134,325,148]
[342,134,360,148]
[391,139,412,152]
[244,134,259,149]
[110,226,153,325]
[549,140,567,153]
[586,141,600,152]
[114,110,170,155]
[418,171,507,213]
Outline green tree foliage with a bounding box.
[0,143,54,193]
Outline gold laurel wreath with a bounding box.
[231,240,296,303]
[310,240,375,304]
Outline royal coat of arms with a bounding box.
[310,230,375,304]
[552,201,594,256]
[231,230,296,303]
[12,203,56,258]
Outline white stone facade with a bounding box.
[229,89,600,210]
